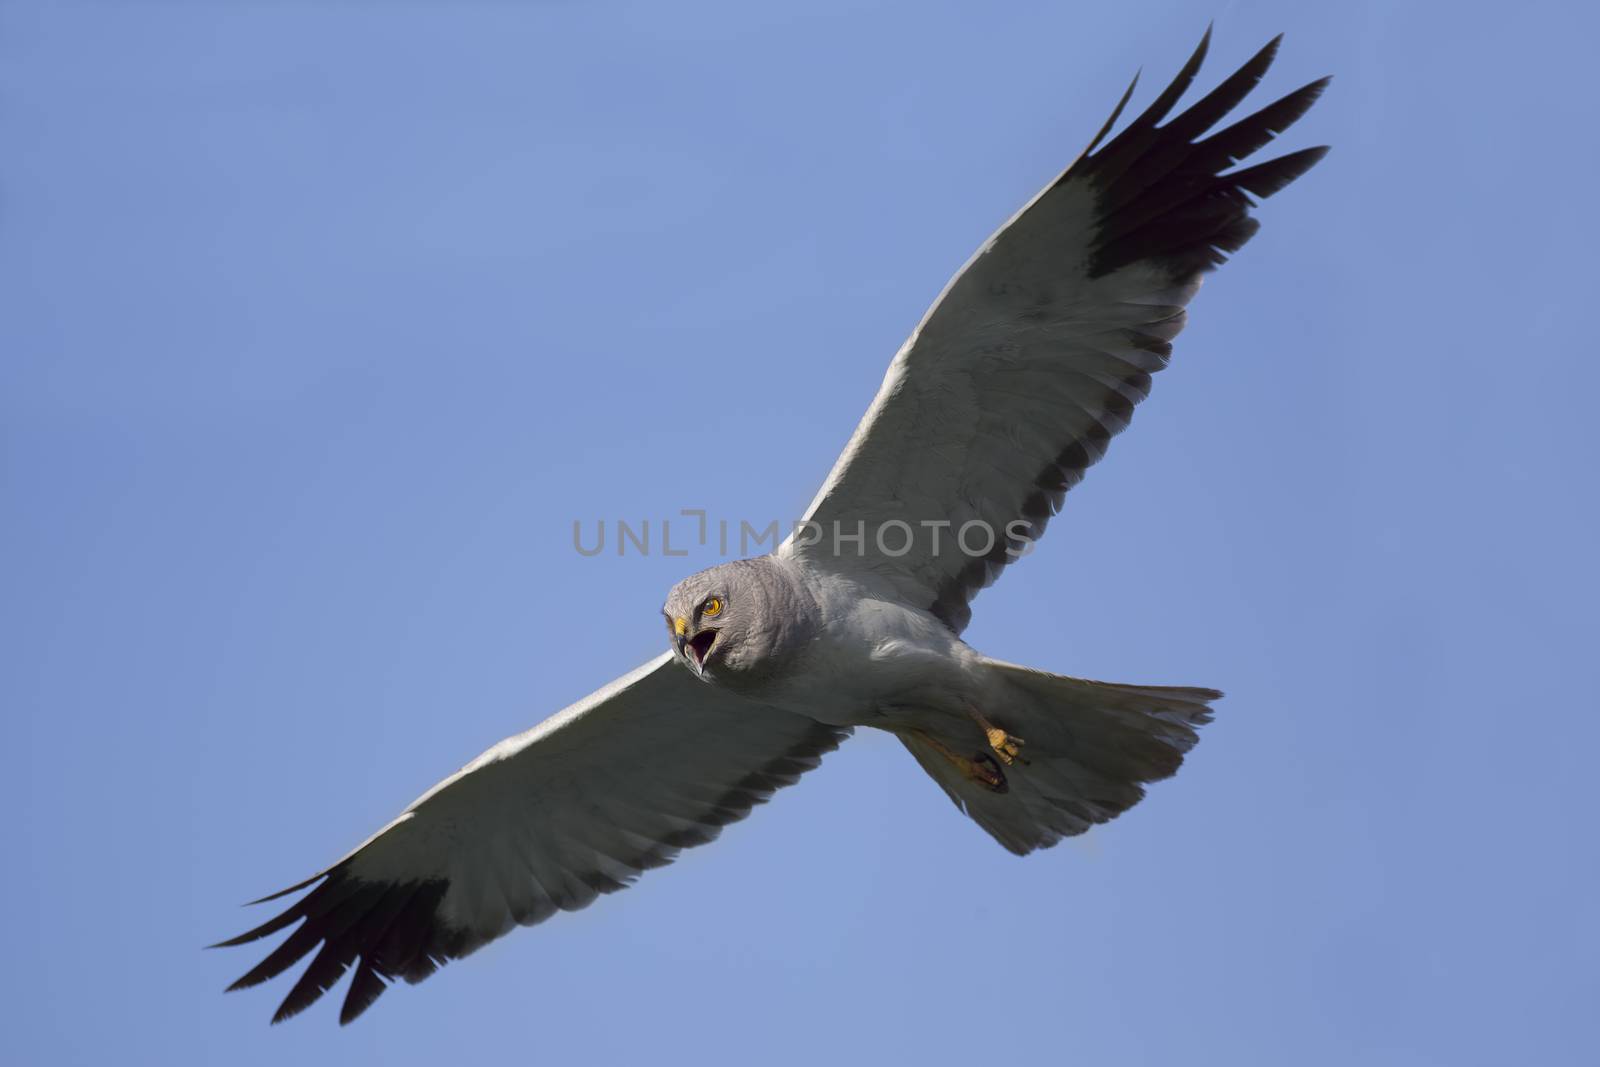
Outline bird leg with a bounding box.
[966,706,1028,766]
[907,730,1008,793]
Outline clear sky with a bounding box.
[4,1,1596,1063]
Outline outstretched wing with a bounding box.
[783,31,1328,632]
[214,655,849,1025]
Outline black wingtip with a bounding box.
[1086,70,1141,155]
[245,871,326,906]
[1070,31,1329,280]
[339,963,390,1026]
[208,874,332,950]
[1230,144,1331,200]
[1134,25,1213,128]
[217,874,456,1024]
[1184,75,1330,175]
[1260,33,1285,68]
[209,912,301,950]
[272,939,357,1025]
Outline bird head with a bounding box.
[661,557,819,685]
[662,569,732,676]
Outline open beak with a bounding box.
[672,616,718,671]
[686,628,718,668]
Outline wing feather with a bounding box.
[784,33,1327,631]
[214,655,849,1024]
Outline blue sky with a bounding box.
[4,1,1596,1063]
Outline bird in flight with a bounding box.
[216,30,1327,1024]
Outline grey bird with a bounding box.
[216,30,1328,1025]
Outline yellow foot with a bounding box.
[910,730,1009,794]
[972,711,1029,766]
[985,725,1027,765]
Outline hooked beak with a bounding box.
[672,616,718,671]
[687,629,718,668]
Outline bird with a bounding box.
[215,29,1328,1025]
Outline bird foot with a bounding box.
[968,752,1009,792]
[910,730,1009,794]
[972,712,1028,766]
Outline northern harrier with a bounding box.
[217,30,1327,1024]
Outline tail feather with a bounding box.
[899,660,1218,855]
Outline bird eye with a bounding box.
[701,596,723,618]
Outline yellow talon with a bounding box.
[908,730,1009,793]
[975,713,1028,766]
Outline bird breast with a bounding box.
[746,562,985,727]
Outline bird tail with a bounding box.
[897,660,1218,855]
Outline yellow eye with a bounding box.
[701,596,723,618]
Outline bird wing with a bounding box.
[782,31,1328,632]
[215,654,850,1024]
